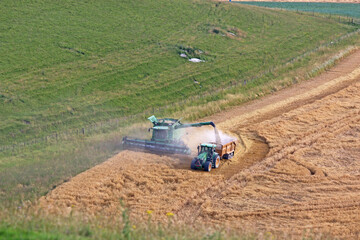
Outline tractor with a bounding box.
[191,140,236,172]
[191,143,220,172]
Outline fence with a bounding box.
[269,7,360,24]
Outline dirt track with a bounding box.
[38,50,360,239]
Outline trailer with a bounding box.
[191,139,237,172]
[214,140,236,160]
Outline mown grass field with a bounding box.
[1,0,360,239]
[236,2,360,19]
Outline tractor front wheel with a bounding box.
[204,161,212,172]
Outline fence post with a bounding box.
[82,128,85,135]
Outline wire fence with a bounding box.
[296,10,360,25]
[1,28,359,153]
[248,4,360,25]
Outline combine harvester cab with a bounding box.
[191,140,236,172]
[122,115,215,155]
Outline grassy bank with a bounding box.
[0,205,333,240]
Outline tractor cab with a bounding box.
[198,143,216,155]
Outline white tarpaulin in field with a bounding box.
[189,58,204,63]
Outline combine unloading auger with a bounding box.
[122,115,216,155]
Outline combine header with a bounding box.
[122,115,216,155]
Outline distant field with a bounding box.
[236,2,360,19]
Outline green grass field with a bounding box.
[236,2,360,19]
[1,0,360,239]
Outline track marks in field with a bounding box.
[191,81,360,238]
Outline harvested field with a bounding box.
[38,50,360,239]
[186,80,360,239]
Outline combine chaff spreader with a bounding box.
[122,115,216,155]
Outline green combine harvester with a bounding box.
[122,115,216,155]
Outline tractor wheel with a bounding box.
[204,161,212,172]
[191,159,197,170]
[213,156,220,168]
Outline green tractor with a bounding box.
[191,139,236,172]
[191,143,221,172]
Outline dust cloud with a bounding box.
[181,127,235,154]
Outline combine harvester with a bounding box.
[122,115,217,155]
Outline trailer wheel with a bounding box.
[204,161,212,172]
[191,159,197,170]
[213,156,220,168]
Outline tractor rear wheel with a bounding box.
[204,161,212,172]
[191,159,197,170]
[213,156,220,168]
